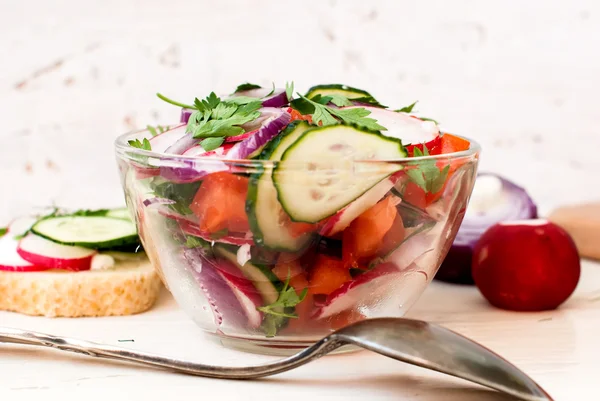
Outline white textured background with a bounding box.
[1,0,599,224]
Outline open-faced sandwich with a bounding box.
[0,207,162,317]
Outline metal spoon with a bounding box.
[0,317,552,401]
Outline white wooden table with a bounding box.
[1,260,598,401]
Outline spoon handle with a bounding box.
[0,326,337,379]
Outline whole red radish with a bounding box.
[472,219,580,311]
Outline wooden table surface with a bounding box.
[1,260,599,401]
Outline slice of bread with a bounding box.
[0,257,163,317]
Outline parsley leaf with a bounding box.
[285,81,294,101]
[0,227,7,238]
[291,93,386,131]
[200,137,225,151]
[264,82,275,98]
[186,93,261,139]
[327,94,353,107]
[420,116,440,124]
[71,209,111,217]
[262,314,286,338]
[146,124,169,137]
[128,138,152,151]
[235,82,262,92]
[209,228,229,240]
[257,270,308,319]
[156,93,195,110]
[185,235,211,250]
[395,101,418,113]
[407,144,450,194]
[151,179,201,216]
[224,96,260,105]
[329,107,386,131]
[352,95,386,107]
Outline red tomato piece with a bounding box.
[190,172,250,234]
[310,254,351,295]
[440,133,470,154]
[342,197,398,269]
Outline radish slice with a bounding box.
[226,109,291,160]
[149,124,187,154]
[436,173,538,284]
[211,257,264,328]
[7,216,39,237]
[319,178,396,237]
[0,235,49,272]
[17,234,97,271]
[344,106,439,146]
[182,143,234,158]
[313,262,413,319]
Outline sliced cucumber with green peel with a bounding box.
[305,84,383,106]
[214,245,280,305]
[105,207,132,221]
[246,121,315,251]
[31,216,139,250]
[273,124,407,223]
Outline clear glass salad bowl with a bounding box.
[115,127,480,354]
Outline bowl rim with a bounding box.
[114,125,481,166]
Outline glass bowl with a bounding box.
[114,127,480,354]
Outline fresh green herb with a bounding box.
[185,235,212,250]
[209,228,229,240]
[407,145,450,194]
[395,101,418,113]
[151,179,202,216]
[420,116,440,124]
[291,93,386,131]
[326,94,353,107]
[128,138,152,151]
[351,95,386,107]
[71,209,111,217]
[0,227,7,238]
[200,137,225,151]
[146,125,169,137]
[285,81,294,101]
[234,82,262,93]
[257,270,308,319]
[223,96,260,105]
[156,93,195,110]
[262,314,287,338]
[187,92,262,139]
[264,82,275,98]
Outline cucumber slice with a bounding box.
[273,125,407,223]
[106,207,132,221]
[31,216,139,250]
[305,84,383,106]
[247,121,314,251]
[213,245,280,305]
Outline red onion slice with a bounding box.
[226,109,291,160]
[231,87,289,108]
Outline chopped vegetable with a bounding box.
[472,220,580,311]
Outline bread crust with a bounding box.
[0,259,162,317]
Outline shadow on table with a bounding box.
[2,346,516,400]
